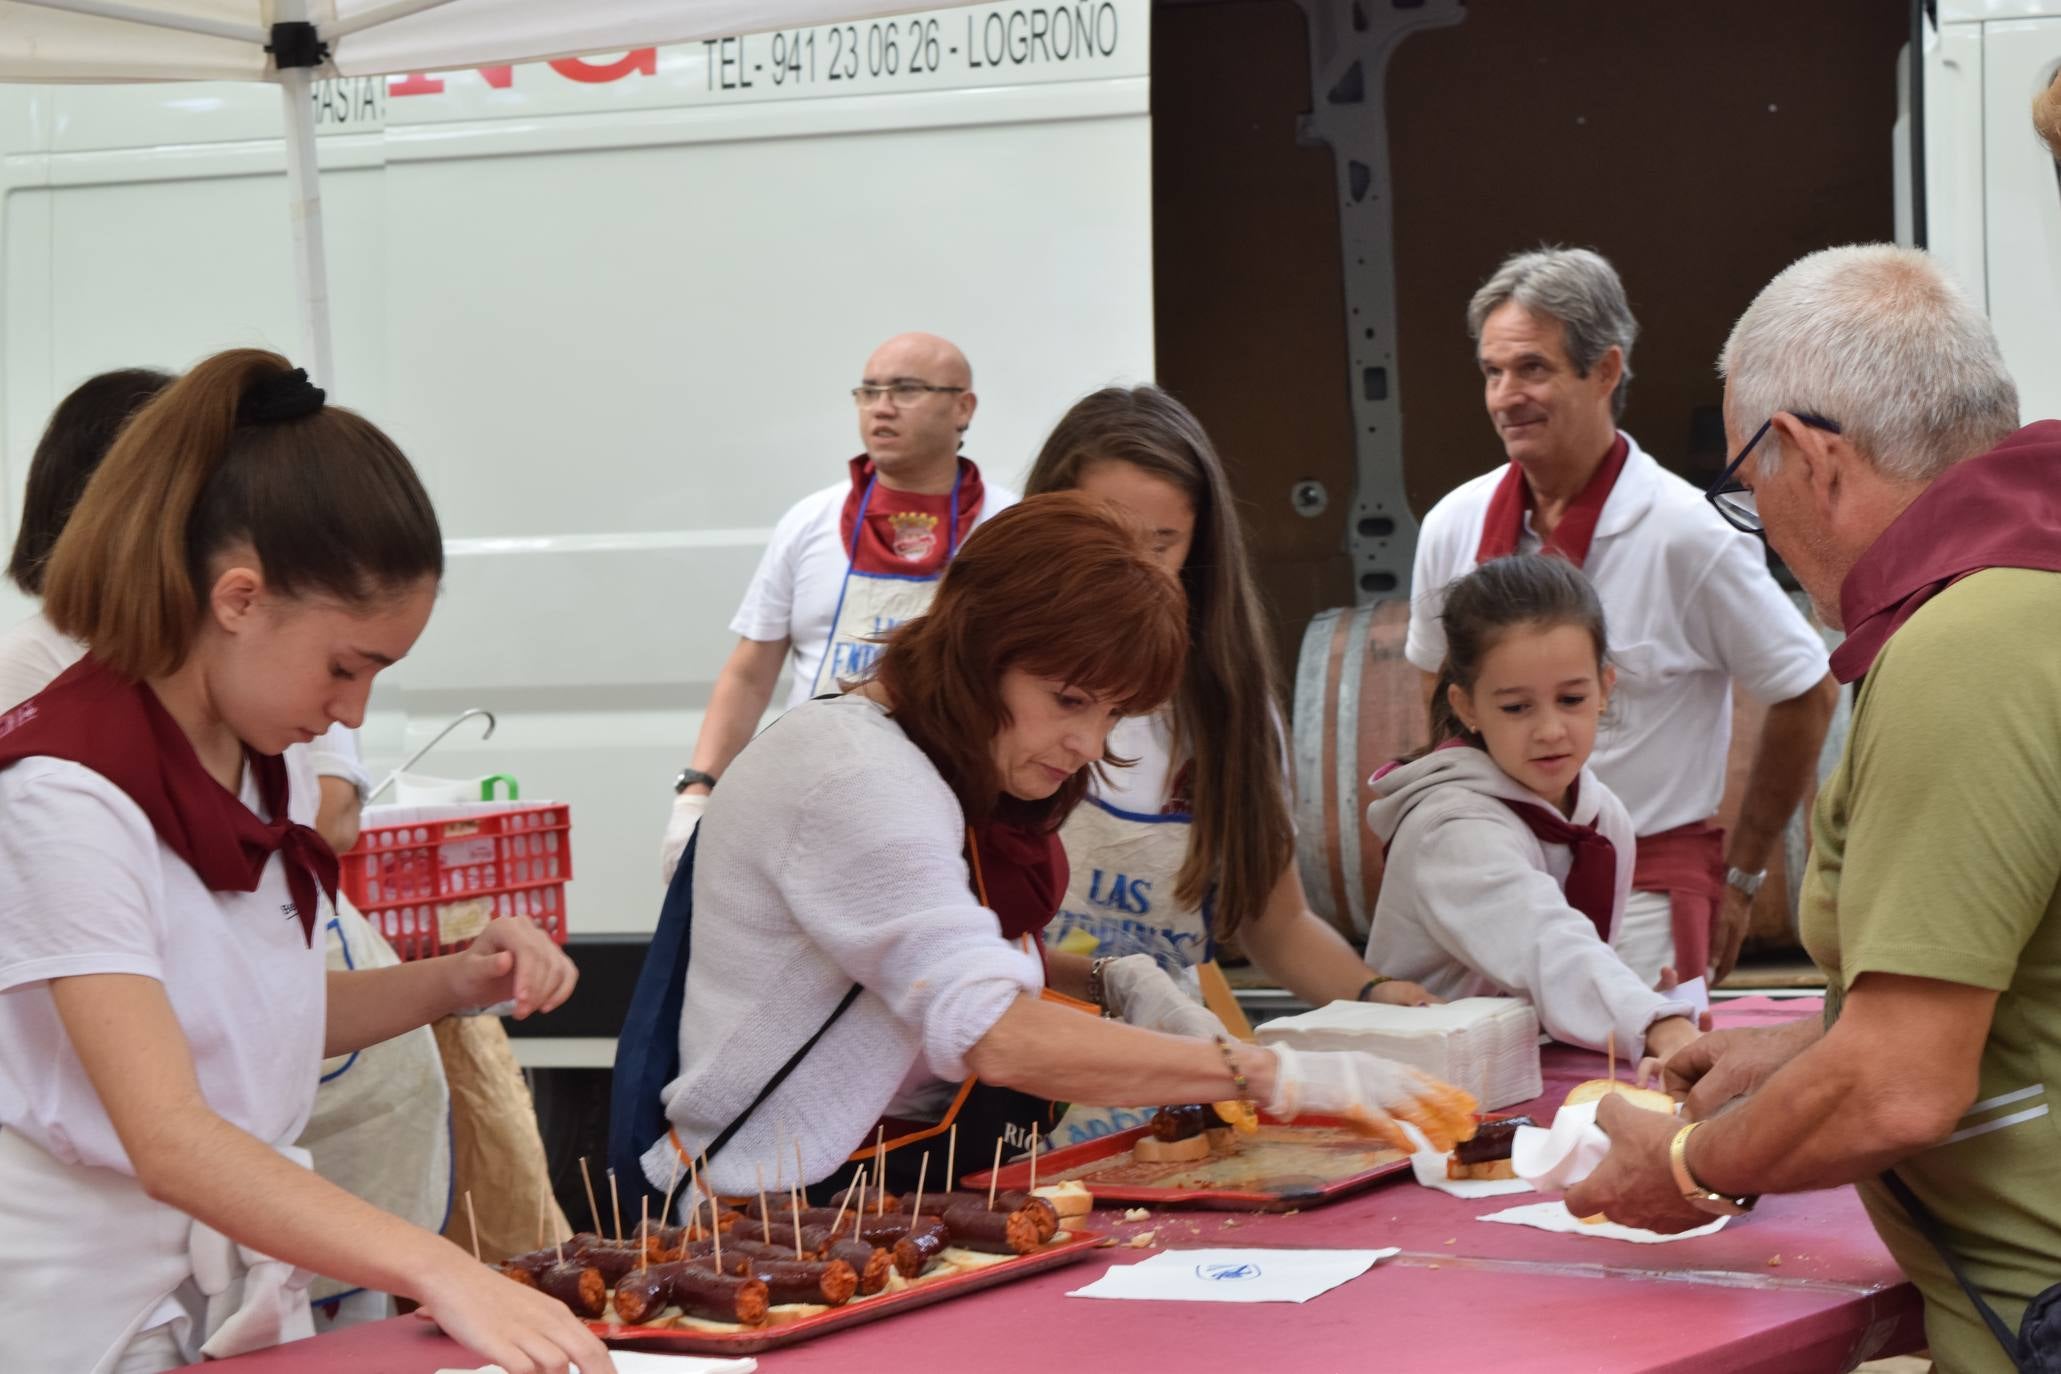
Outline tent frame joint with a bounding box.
[266,20,329,70]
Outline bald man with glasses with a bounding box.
[660,333,1018,881]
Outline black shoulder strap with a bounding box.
[1882,1169,2025,1369]
[702,983,863,1166]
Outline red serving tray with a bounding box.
[967,1114,1413,1211]
[590,1228,1106,1354]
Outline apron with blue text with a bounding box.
[1044,788,1212,1147]
[808,457,980,696]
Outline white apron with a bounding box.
[1045,794,1212,1147]
[807,470,963,696]
[0,1128,316,1372]
[301,893,452,1311]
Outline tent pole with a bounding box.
[273,0,336,390]
[8,0,263,43]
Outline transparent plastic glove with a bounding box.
[1265,1042,1479,1152]
[1099,954,1229,1041]
[659,791,707,885]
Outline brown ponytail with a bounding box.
[42,347,442,680]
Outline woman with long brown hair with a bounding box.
[616,493,1469,1201]
[1025,388,1433,1140]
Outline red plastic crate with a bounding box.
[340,804,572,960]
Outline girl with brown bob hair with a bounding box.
[0,349,608,1374]
[624,493,1470,1202]
[1024,389,1433,1137]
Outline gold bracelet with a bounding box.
[1214,1034,1252,1103]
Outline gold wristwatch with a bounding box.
[1669,1121,1757,1217]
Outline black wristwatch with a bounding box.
[674,767,718,795]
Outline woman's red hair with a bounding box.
[871,491,1188,826]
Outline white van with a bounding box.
[0,1,1155,965]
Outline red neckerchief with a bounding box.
[0,657,336,945]
[971,801,1070,944]
[1830,421,2061,684]
[1474,434,1630,567]
[1497,779,1618,942]
[837,455,986,577]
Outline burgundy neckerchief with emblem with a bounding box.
[1830,420,2061,684]
[0,656,336,945]
[837,455,985,576]
[1474,434,1630,567]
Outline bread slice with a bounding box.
[1563,1079,1676,1115]
[1030,1180,1094,1220]
[1445,1157,1518,1181]
[1131,1132,1210,1164]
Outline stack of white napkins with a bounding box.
[1256,997,1542,1110]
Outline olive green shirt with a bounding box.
[1803,568,2061,1374]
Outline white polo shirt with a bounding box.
[731,473,1019,711]
[1404,432,1831,837]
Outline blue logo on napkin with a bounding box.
[1198,1262,1261,1281]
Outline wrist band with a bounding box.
[1357,975,1394,1002]
[1214,1034,1253,1103]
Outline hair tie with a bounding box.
[239,368,326,424]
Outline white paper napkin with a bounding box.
[1067,1247,1400,1304]
[1511,1099,1612,1191]
[1672,976,1710,1015]
[436,1355,757,1374]
[1477,1200,1728,1244]
[1403,1121,1534,1199]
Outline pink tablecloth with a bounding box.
[200,996,1923,1373]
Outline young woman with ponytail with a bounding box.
[0,350,611,1374]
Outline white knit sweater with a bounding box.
[1363,746,1691,1056]
[642,695,1043,1197]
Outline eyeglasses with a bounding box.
[850,383,965,406]
[1705,411,1843,534]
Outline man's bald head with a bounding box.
[854,332,979,491]
[864,332,973,390]
[2037,69,2061,162]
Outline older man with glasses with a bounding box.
[660,332,1016,881]
[1406,247,1839,990]
[1569,244,2061,1374]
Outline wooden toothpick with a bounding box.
[793,1139,806,1203]
[874,1126,887,1214]
[687,1154,702,1241]
[987,1137,1003,1209]
[708,1184,723,1275]
[1030,1124,1040,1195]
[947,1122,958,1194]
[639,1195,650,1273]
[1607,1029,1618,1087]
[579,1155,603,1237]
[756,1162,769,1226]
[535,1184,548,1252]
[912,1152,929,1223]
[608,1167,623,1245]
[789,1189,804,1261]
[465,1190,481,1262]
[830,1166,861,1238]
[660,1154,683,1236]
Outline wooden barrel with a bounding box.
[1292,590,1849,952]
[1291,598,1427,941]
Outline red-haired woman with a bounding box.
[615,493,1470,1200]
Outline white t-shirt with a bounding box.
[1092,712,1181,814]
[648,694,1043,1195]
[0,610,369,795]
[730,471,1020,711]
[0,752,328,1171]
[1404,433,1831,836]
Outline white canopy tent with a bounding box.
[0,0,971,385]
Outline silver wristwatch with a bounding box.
[1724,866,1766,898]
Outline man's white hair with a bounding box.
[1719,244,2019,481]
[1468,247,1639,419]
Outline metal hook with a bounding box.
[366,707,497,803]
